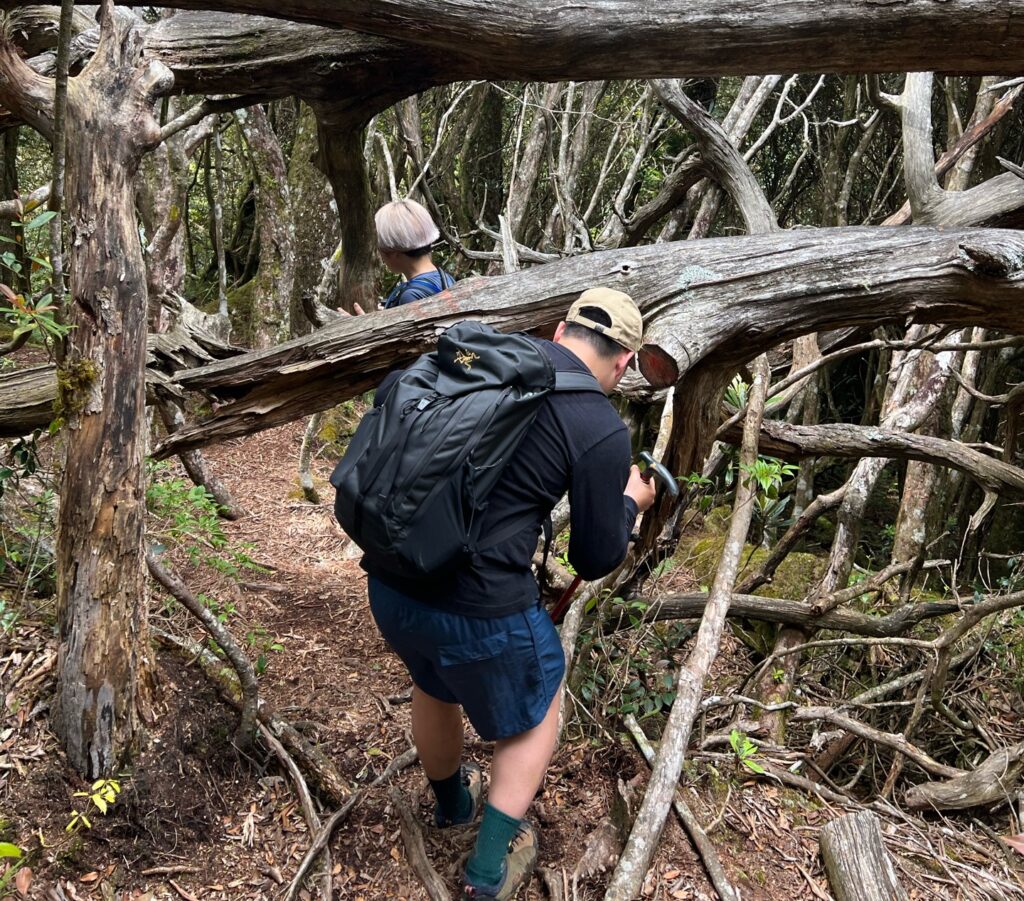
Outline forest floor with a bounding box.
[1,415,1020,899]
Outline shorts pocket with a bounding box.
[438,631,508,666]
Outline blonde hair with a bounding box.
[375,199,440,254]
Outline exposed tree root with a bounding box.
[147,550,258,750]
[285,747,418,900]
[259,724,332,900]
[390,785,452,901]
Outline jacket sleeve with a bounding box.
[566,428,638,580]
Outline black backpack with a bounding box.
[330,321,604,579]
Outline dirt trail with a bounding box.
[2,420,820,900]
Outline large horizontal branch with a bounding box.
[720,419,1024,496]
[14,11,439,119]
[0,321,241,439]
[606,593,961,638]
[143,12,438,110]
[148,226,1024,458]
[0,365,56,438]
[48,0,1024,77]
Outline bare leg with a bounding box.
[411,684,465,779]
[488,687,561,818]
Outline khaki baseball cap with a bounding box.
[566,288,643,361]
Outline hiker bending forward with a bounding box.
[364,289,657,899]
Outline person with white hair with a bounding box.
[376,198,456,308]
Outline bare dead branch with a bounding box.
[720,420,1024,497]
[624,713,739,901]
[789,706,964,779]
[606,355,771,900]
[613,592,961,639]
[258,724,332,900]
[284,748,418,900]
[146,551,259,750]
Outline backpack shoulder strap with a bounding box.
[553,370,605,394]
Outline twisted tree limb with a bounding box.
[904,741,1024,811]
[607,592,961,639]
[788,706,964,779]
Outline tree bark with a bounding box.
[235,103,294,346]
[7,6,174,778]
[53,0,1024,77]
[819,811,908,901]
[310,105,376,315]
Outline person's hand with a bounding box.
[337,303,367,318]
[624,464,657,513]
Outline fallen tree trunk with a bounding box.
[819,811,908,901]
[151,227,1024,459]
[43,0,1024,77]
[0,320,242,440]
[0,366,56,438]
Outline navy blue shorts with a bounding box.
[367,576,565,741]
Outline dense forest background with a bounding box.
[1,4,1023,899]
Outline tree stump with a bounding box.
[820,811,907,901]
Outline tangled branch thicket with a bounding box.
[2,6,1024,894]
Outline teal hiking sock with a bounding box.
[429,766,472,823]
[466,802,522,887]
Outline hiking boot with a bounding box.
[435,762,483,827]
[462,820,537,899]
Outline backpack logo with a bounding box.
[454,348,480,370]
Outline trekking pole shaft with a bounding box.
[549,574,583,624]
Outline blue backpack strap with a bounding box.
[384,268,454,309]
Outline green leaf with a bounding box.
[24,210,57,230]
[0,842,22,859]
